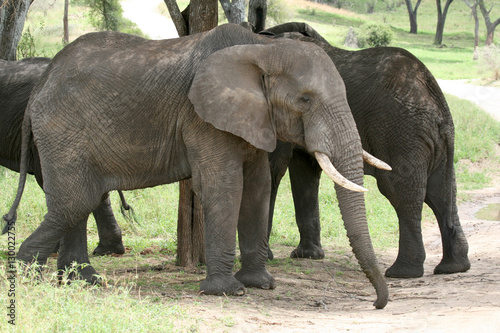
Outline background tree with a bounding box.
[405,0,422,33]
[479,0,500,45]
[63,0,69,44]
[434,0,454,45]
[219,0,245,24]
[0,0,35,60]
[163,0,218,267]
[83,0,123,31]
[464,0,480,58]
[248,0,267,32]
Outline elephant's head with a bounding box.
[188,40,388,309]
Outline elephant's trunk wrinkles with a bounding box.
[333,148,389,309]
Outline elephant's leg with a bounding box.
[196,170,246,296]
[425,162,470,274]
[92,193,125,256]
[17,215,66,267]
[377,171,427,278]
[267,141,293,260]
[57,216,100,284]
[288,149,324,259]
[18,166,103,282]
[235,150,275,289]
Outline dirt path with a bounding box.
[437,79,500,122]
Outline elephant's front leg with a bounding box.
[288,149,324,259]
[197,169,247,296]
[235,150,275,290]
[92,193,125,256]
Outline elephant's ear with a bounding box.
[188,44,276,152]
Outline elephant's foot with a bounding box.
[92,240,125,256]
[435,229,470,274]
[290,244,325,259]
[58,264,101,285]
[200,274,247,296]
[234,267,276,290]
[434,256,471,275]
[385,260,424,278]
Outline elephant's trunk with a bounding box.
[307,103,389,309]
[331,146,389,309]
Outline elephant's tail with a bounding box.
[2,113,32,234]
[118,190,140,230]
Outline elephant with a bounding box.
[262,22,471,278]
[4,23,389,308]
[0,57,125,256]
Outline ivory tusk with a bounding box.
[314,152,368,192]
[363,151,392,171]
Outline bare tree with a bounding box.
[248,0,267,32]
[434,0,454,45]
[163,0,218,267]
[405,0,422,33]
[464,0,480,58]
[479,0,500,45]
[63,0,69,44]
[219,0,245,24]
[0,0,35,60]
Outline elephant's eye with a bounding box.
[300,95,310,103]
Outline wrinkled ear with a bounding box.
[188,44,276,152]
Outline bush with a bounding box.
[477,45,500,81]
[266,0,292,27]
[357,22,394,47]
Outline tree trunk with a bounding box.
[63,0,69,44]
[248,0,267,33]
[177,179,205,266]
[164,0,218,267]
[219,0,245,24]
[405,0,422,34]
[478,0,500,46]
[0,0,34,60]
[164,0,188,36]
[434,0,454,45]
[464,0,480,59]
[188,0,218,35]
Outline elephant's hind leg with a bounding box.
[92,193,125,256]
[425,163,470,275]
[376,171,427,278]
[57,216,100,284]
[235,150,275,290]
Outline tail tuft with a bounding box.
[2,213,17,234]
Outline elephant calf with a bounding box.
[0,57,125,256]
[263,23,471,278]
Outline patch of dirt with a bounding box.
[102,172,500,332]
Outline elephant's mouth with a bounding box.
[314,151,391,193]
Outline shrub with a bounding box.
[477,45,500,81]
[357,22,394,47]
